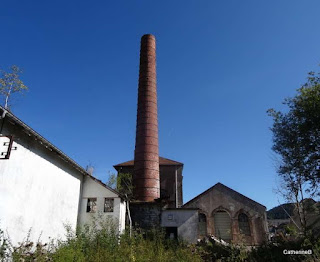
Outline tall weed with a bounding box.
[1,217,201,262]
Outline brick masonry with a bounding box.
[133,34,160,202]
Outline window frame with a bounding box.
[104,198,114,213]
[198,213,207,236]
[86,198,97,213]
[238,213,251,236]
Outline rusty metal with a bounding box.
[0,135,17,159]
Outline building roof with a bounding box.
[0,106,120,196]
[114,156,183,169]
[182,182,266,209]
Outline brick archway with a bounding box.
[211,207,232,242]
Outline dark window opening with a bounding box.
[238,213,251,236]
[199,213,207,236]
[165,227,178,240]
[86,198,97,213]
[104,198,114,212]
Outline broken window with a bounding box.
[104,198,114,212]
[86,198,97,213]
[199,213,207,236]
[238,213,251,235]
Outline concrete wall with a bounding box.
[161,209,199,243]
[183,184,267,245]
[0,124,82,246]
[78,176,126,233]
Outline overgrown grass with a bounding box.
[193,235,320,262]
[1,218,319,262]
[0,218,201,262]
[249,236,320,262]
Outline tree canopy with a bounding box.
[0,65,28,109]
[268,70,320,197]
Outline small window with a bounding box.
[199,213,207,236]
[104,198,114,212]
[87,198,97,213]
[238,213,251,235]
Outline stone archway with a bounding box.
[233,209,255,245]
[213,210,232,242]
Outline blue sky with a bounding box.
[1,1,320,210]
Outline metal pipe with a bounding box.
[175,166,178,208]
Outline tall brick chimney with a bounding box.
[133,34,160,202]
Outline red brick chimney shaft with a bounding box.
[133,34,160,201]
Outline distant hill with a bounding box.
[267,203,295,219]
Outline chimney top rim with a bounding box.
[142,34,155,39]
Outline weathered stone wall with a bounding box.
[130,202,162,229]
[183,184,267,245]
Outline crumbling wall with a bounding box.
[130,202,162,229]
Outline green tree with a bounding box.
[106,172,117,189]
[106,172,134,237]
[268,69,320,235]
[0,65,28,110]
[117,173,134,237]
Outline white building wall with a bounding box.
[78,176,126,233]
[0,137,82,246]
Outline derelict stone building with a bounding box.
[114,157,183,208]
[0,34,267,246]
[114,34,268,244]
[183,183,268,245]
[114,34,183,229]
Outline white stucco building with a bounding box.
[79,175,126,232]
[0,106,126,246]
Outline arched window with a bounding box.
[214,210,231,241]
[198,213,207,236]
[238,213,251,235]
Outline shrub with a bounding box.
[249,237,320,262]
[193,237,249,262]
[0,228,10,261]
[193,235,320,262]
[1,218,202,261]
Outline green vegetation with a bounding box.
[268,69,320,235]
[106,172,134,237]
[194,236,320,262]
[267,203,295,219]
[1,219,319,262]
[0,219,202,262]
[249,237,320,262]
[268,70,320,195]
